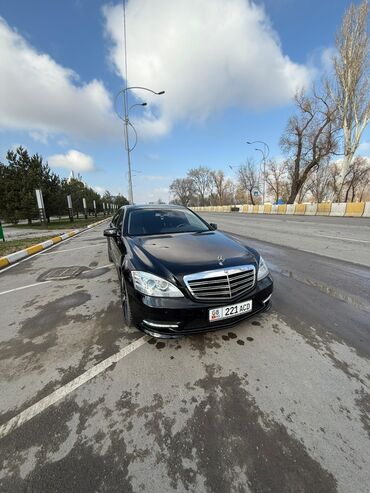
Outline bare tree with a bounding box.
[342,156,370,201]
[264,159,288,203]
[280,89,338,203]
[187,166,212,206]
[237,159,260,205]
[210,170,233,205]
[169,178,194,206]
[327,0,370,194]
[306,160,333,202]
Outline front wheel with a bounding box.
[120,275,133,327]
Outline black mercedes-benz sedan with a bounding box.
[104,205,273,338]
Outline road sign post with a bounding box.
[67,195,74,222]
[35,189,47,226]
[0,221,5,242]
[93,200,97,218]
[82,198,88,219]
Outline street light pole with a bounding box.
[116,87,165,204]
[246,140,270,204]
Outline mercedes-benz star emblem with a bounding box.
[217,255,224,265]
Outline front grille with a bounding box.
[184,265,255,301]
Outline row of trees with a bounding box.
[0,147,128,223]
[170,156,370,207]
[170,1,370,206]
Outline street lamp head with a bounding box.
[141,102,147,106]
[246,141,252,145]
[157,90,165,95]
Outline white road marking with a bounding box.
[315,234,370,244]
[0,263,113,296]
[42,243,106,254]
[0,335,149,439]
[0,281,52,296]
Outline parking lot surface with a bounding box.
[0,216,369,492]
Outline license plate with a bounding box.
[209,300,252,322]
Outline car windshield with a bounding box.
[127,208,210,236]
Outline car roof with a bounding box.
[122,204,188,211]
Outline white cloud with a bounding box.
[48,150,97,172]
[358,141,370,155]
[103,0,311,137]
[93,185,107,195]
[0,17,120,140]
[141,174,172,181]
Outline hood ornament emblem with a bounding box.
[217,255,224,266]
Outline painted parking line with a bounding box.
[0,281,51,297]
[0,264,113,297]
[315,234,370,244]
[0,335,150,439]
[42,243,107,255]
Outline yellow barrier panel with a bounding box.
[345,202,365,217]
[26,244,44,255]
[253,204,259,213]
[0,257,10,268]
[294,204,306,215]
[317,203,331,215]
[277,204,287,214]
[242,204,248,213]
[263,204,272,214]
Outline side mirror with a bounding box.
[103,227,118,238]
[209,223,217,230]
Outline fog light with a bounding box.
[263,294,272,304]
[143,320,179,329]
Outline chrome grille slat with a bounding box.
[184,264,256,301]
[228,272,254,281]
[229,277,253,288]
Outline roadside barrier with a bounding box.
[363,202,370,217]
[277,204,287,214]
[305,204,317,215]
[295,204,306,215]
[0,217,110,270]
[192,201,370,217]
[345,202,365,217]
[330,203,346,217]
[316,203,332,215]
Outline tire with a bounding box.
[120,275,133,327]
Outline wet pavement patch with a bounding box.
[164,365,338,492]
[156,342,166,350]
[19,291,91,339]
[222,335,229,341]
[246,337,254,342]
[252,321,261,326]
[228,332,237,339]
[237,339,245,345]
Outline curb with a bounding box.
[0,217,110,270]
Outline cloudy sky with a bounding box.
[0,0,369,202]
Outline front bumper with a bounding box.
[128,274,273,338]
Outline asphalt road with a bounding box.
[0,215,369,493]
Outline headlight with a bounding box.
[257,255,269,281]
[132,271,184,297]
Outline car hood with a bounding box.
[128,231,257,279]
